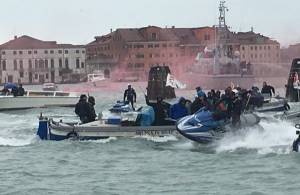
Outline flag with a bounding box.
[166,73,186,89]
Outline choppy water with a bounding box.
[0,87,300,195]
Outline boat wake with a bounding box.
[0,136,35,147]
[134,135,178,143]
[216,119,296,154]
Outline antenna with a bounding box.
[218,1,228,29]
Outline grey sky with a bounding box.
[0,0,299,47]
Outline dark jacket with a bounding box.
[170,102,188,120]
[145,96,167,125]
[17,87,25,96]
[87,103,97,122]
[124,88,136,102]
[75,100,91,123]
[261,85,275,97]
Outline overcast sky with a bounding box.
[0,0,299,47]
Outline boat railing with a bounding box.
[26,90,78,97]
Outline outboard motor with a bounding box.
[286,58,300,102]
[147,66,176,101]
[37,113,49,140]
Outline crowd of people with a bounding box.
[75,81,275,126]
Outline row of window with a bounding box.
[1,58,84,71]
[1,49,85,55]
[125,43,180,49]
[131,53,180,59]
[241,53,280,59]
[241,45,279,51]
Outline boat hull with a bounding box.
[37,118,178,141]
[0,96,78,111]
[176,113,260,144]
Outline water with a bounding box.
[0,88,300,195]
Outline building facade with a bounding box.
[0,35,86,84]
[86,26,205,81]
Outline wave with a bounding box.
[216,119,296,154]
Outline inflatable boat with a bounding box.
[176,109,260,143]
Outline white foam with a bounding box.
[216,119,296,154]
[0,136,35,147]
[135,135,178,143]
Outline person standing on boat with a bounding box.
[170,97,188,120]
[88,96,97,122]
[75,94,90,123]
[261,81,275,97]
[145,95,169,125]
[17,84,25,96]
[123,84,137,110]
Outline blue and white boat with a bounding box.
[176,109,260,143]
[37,104,178,141]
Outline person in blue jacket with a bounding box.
[170,97,188,120]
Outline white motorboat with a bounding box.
[0,90,79,111]
[87,72,107,87]
[42,83,58,91]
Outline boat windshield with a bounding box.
[28,91,55,96]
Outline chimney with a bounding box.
[14,35,18,39]
[110,29,113,33]
[172,26,175,29]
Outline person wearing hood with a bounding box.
[196,86,206,99]
[170,97,188,120]
[75,94,91,123]
[88,96,97,122]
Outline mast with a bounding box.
[214,0,229,75]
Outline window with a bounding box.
[64,50,68,54]
[204,34,211,41]
[14,60,17,70]
[250,46,253,50]
[135,54,144,59]
[162,44,167,48]
[65,58,69,68]
[2,60,6,70]
[268,46,271,50]
[13,51,17,55]
[148,44,153,48]
[20,72,24,78]
[81,62,84,68]
[259,46,262,50]
[169,43,173,47]
[50,50,54,54]
[169,53,173,57]
[44,50,48,54]
[151,33,157,40]
[35,59,38,69]
[76,58,80,68]
[59,58,62,68]
[45,59,48,68]
[35,74,38,80]
[51,59,54,68]
[241,46,245,50]
[19,60,23,69]
[82,50,85,54]
[58,50,62,54]
[28,50,32,54]
[46,73,49,79]
[19,51,23,54]
[34,50,37,54]
[155,53,160,57]
[76,50,80,54]
[149,54,153,58]
[28,59,32,69]
[1,51,5,55]
[254,46,257,50]
[39,59,44,68]
[154,44,159,48]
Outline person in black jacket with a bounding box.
[123,84,137,110]
[261,81,275,97]
[17,84,25,96]
[88,96,97,122]
[145,95,168,126]
[75,94,91,123]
